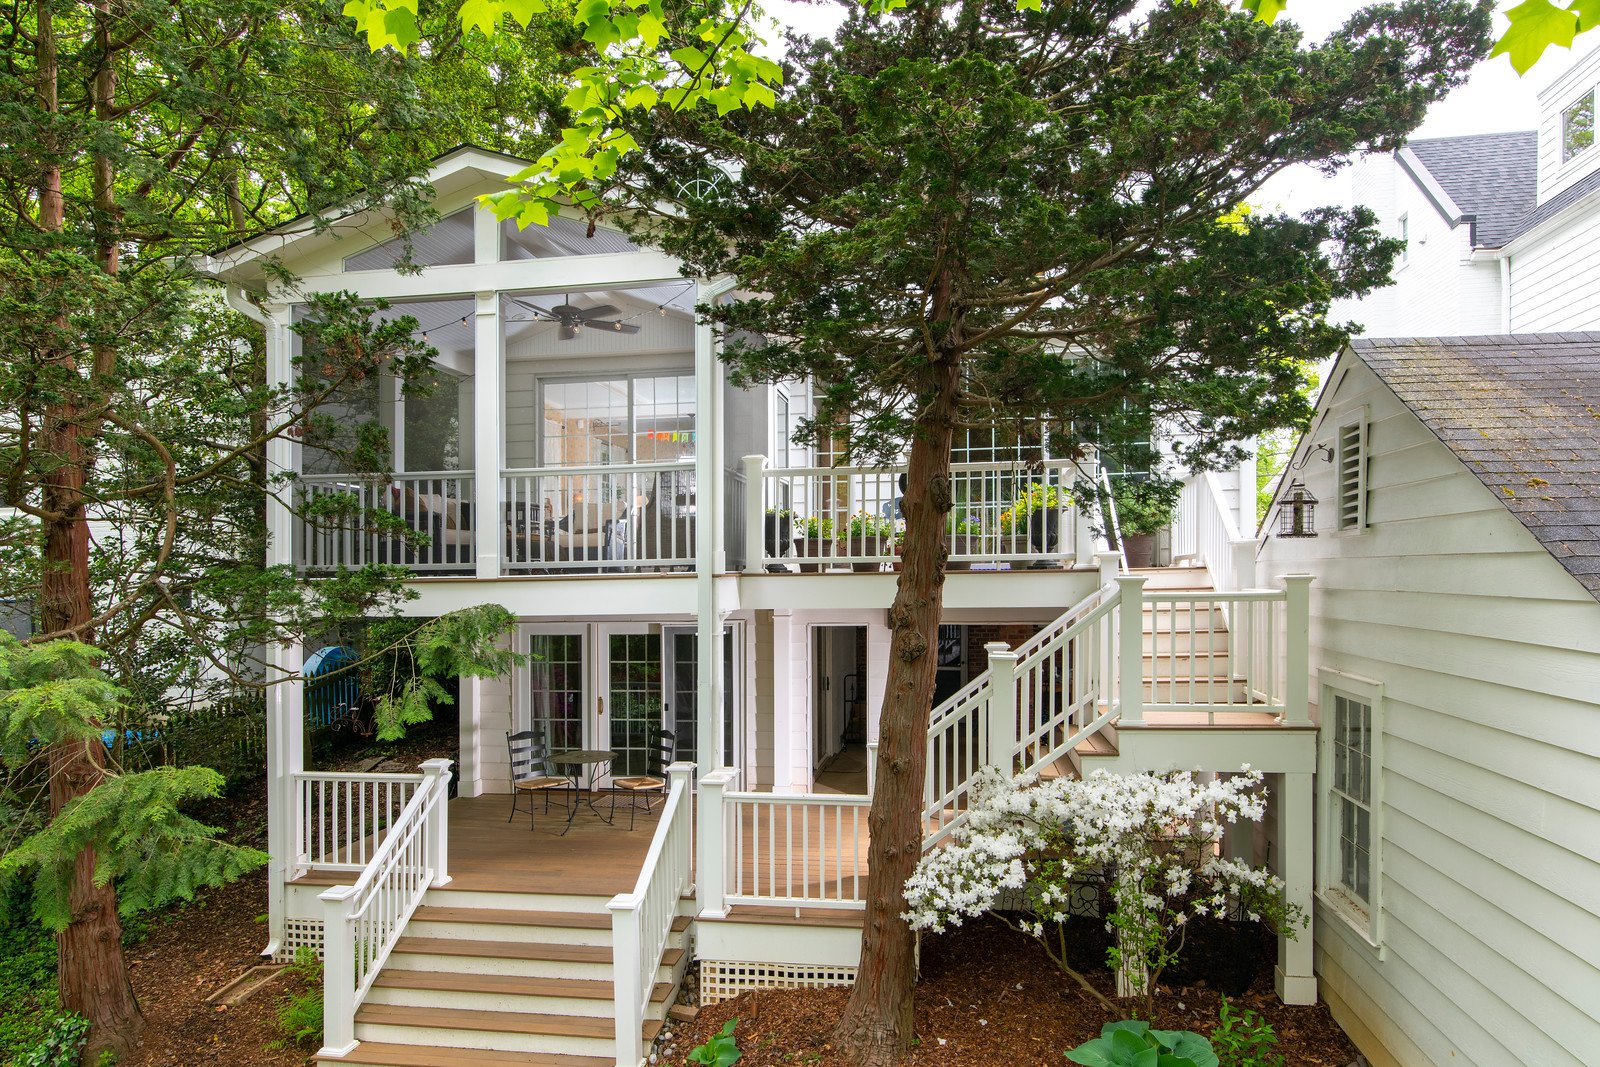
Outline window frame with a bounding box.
[1397,213,1409,265]
[535,369,696,468]
[1317,667,1386,954]
[1561,89,1595,165]
[1335,409,1368,533]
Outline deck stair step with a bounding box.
[319,1042,610,1067]
[352,1002,663,1055]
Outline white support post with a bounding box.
[866,740,879,798]
[669,762,694,892]
[696,768,737,918]
[1275,771,1317,1005]
[1231,539,1258,591]
[317,886,359,1057]
[743,454,766,574]
[472,290,503,579]
[1095,550,1122,588]
[608,894,644,1067]
[984,642,1019,770]
[1074,447,1097,568]
[264,635,303,959]
[1238,443,1258,538]
[420,758,453,886]
[1115,574,1148,727]
[1281,574,1313,724]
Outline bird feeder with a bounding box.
[1277,480,1318,538]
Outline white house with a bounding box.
[206,146,1317,1067]
[1256,334,1600,1067]
[1338,46,1600,337]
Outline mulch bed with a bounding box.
[672,917,1357,1066]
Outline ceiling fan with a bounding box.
[513,295,640,340]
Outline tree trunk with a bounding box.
[34,0,145,1054]
[831,347,960,1064]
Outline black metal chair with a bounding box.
[507,728,574,830]
[609,728,675,831]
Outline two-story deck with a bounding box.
[206,147,1317,1067]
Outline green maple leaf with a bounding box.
[1491,0,1579,74]
[1241,0,1286,21]
[1574,0,1600,31]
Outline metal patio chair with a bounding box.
[507,728,575,830]
[609,728,675,831]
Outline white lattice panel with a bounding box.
[699,960,858,1005]
[277,917,325,962]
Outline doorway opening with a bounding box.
[812,625,868,794]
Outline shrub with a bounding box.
[17,1013,89,1067]
[1067,1021,1217,1067]
[1210,997,1283,1067]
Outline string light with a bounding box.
[399,280,695,341]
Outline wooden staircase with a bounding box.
[318,886,689,1067]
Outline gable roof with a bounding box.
[1401,131,1537,249]
[1351,334,1600,599]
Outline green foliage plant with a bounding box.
[1110,478,1184,539]
[1066,1021,1218,1067]
[687,1018,742,1067]
[272,948,325,1048]
[17,1013,90,1067]
[362,604,525,741]
[1209,997,1282,1067]
[799,515,836,540]
[844,512,895,540]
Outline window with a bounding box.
[1563,91,1595,163]
[1318,670,1385,949]
[539,373,696,467]
[1397,214,1409,263]
[1336,418,1366,531]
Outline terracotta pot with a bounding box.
[1121,532,1156,568]
[845,534,884,573]
[795,537,828,573]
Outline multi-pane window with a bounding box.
[539,374,695,467]
[1331,694,1374,904]
[1563,91,1595,163]
[528,633,584,753]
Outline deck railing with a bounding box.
[608,763,695,1067]
[743,456,1085,573]
[722,789,871,910]
[297,471,475,573]
[317,759,452,1058]
[502,461,696,573]
[1171,470,1255,595]
[293,771,424,873]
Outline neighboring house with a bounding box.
[206,146,1313,1067]
[1256,334,1600,1067]
[1337,47,1600,337]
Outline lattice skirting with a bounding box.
[276,918,325,963]
[699,960,858,1005]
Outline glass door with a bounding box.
[660,626,743,773]
[604,629,664,781]
[520,625,588,754]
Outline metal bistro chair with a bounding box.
[609,728,675,831]
[507,729,575,830]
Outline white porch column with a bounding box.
[263,303,302,959]
[865,616,891,745]
[696,276,736,770]
[457,675,486,798]
[1275,770,1317,1005]
[769,609,796,791]
[742,454,766,574]
[1281,574,1313,724]
[472,290,503,579]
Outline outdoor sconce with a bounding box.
[1277,479,1318,538]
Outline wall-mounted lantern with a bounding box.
[1277,479,1318,538]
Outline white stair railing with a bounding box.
[1172,470,1254,593]
[610,763,695,1067]
[318,759,452,1059]
[293,771,424,873]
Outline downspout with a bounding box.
[1499,254,1512,334]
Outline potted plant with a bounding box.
[844,511,894,573]
[946,517,982,571]
[996,505,1031,560]
[763,508,793,571]
[795,514,835,573]
[1109,475,1182,568]
[1010,481,1069,564]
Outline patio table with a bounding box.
[548,749,617,835]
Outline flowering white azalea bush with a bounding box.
[904,766,1302,1013]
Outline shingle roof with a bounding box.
[1404,131,1538,248]
[1352,334,1600,600]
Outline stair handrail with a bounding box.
[609,762,695,1067]
[317,758,452,1059]
[1097,469,1127,568]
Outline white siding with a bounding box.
[1534,48,1600,204]
[1507,192,1600,331]
[1332,154,1502,339]
[1259,353,1600,1067]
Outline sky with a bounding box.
[761,0,1600,215]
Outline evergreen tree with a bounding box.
[617,1,1491,1059]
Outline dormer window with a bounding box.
[1563,91,1594,163]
